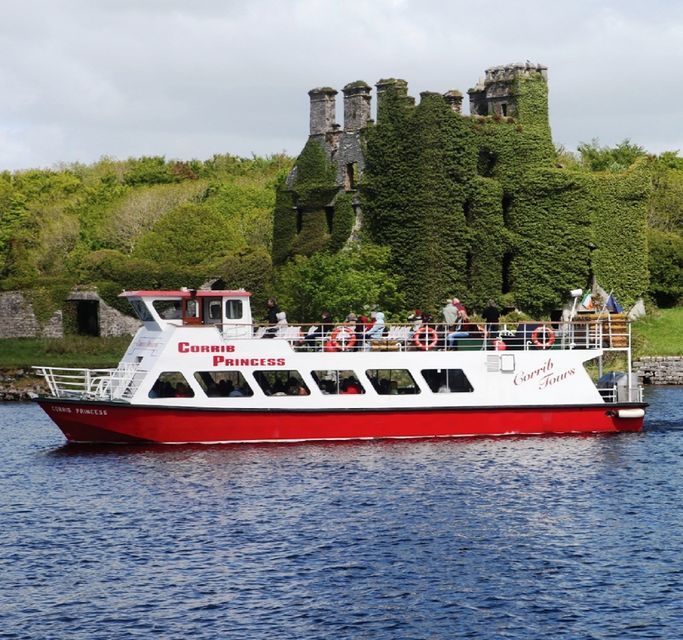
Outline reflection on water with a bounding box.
[0,387,682,639]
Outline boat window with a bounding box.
[365,369,420,395]
[148,372,195,398]
[153,299,182,319]
[253,370,310,396]
[421,369,474,393]
[311,370,365,395]
[206,299,222,323]
[129,299,153,322]
[185,299,200,318]
[194,371,253,397]
[225,299,243,320]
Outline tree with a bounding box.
[576,138,647,172]
[132,203,240,266]
[274,243,404,322]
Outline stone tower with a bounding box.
[468,62,548,118]
[308,87,338,135]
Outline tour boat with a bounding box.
[34,288,646,444]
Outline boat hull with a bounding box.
[36,398,646,444]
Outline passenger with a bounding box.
[218,379,234,397]
[481,299,501,346]
[305,310,333,350]
[441,298,459,348]
[344,312,362,351]
[271,377,286,395]
[229,386,245,397]
[444,297,470,350]
[446,317,470,350]
[263,298,281,338]
[286,376,304,396]
[364,311,386,344]
[407,309,426,333]
[174,382,193,397]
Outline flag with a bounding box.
[581,292,594,310]
[606,294,624,314]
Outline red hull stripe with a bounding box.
[37,399,646,444]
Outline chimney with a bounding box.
[308,87,338,136]
[443,90,463,114]
[342,81,372,132]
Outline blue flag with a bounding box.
[606,294,624,313]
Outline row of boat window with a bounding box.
[148,368,474,399]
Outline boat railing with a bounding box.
[34,363,141,400]
[234,317,632,353]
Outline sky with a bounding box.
[1,0,682,171]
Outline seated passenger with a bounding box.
[364,311,386,344]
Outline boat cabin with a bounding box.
[121,289,253,338]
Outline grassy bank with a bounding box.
[632,307,683,357]
[0,336,130,368]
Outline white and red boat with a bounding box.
[34,288,646,444]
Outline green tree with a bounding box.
[577,139,647,173]
[648,229,683,306]
[274,242,404,322]
[132,203,240,266]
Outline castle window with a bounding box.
[502,252,513,294]
[501,103,508,117]
[325,206,334,234]
[344,163,357,190]
[477,149,497,177]
[502,192,513,227]
[463,198,474,225]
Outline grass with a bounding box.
[0,336,130,368]
[632,307,683,357]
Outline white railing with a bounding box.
[240,318,631,353]
[33,363,141,400]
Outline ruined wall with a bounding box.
[274,62,649,313]
[0,292,63,339]
[0,290,139,339]
[635,357,683,385]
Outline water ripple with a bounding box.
[0,387,682,639]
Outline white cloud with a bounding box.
[1,0,682,169]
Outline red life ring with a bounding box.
[328,326,357,351]
[531,325,555,349]
[413,325,439,351]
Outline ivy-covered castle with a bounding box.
[273,62,649,314]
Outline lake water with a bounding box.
[1,387,683,639]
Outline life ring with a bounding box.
[413,325,439,351]
[328,326,357,351]
[531,325,555,349]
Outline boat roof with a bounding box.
[120,289,252,298]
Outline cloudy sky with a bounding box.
[1,0,682,171]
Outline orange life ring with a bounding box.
[328,326,357,351]
[531,325,555,349]
[413,325,439,351]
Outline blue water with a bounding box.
[1,388,682,639]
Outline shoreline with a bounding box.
[2,358,682,401]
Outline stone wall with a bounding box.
[0,290,140,339]
[0,291,63,339]
[635,356,683,385]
